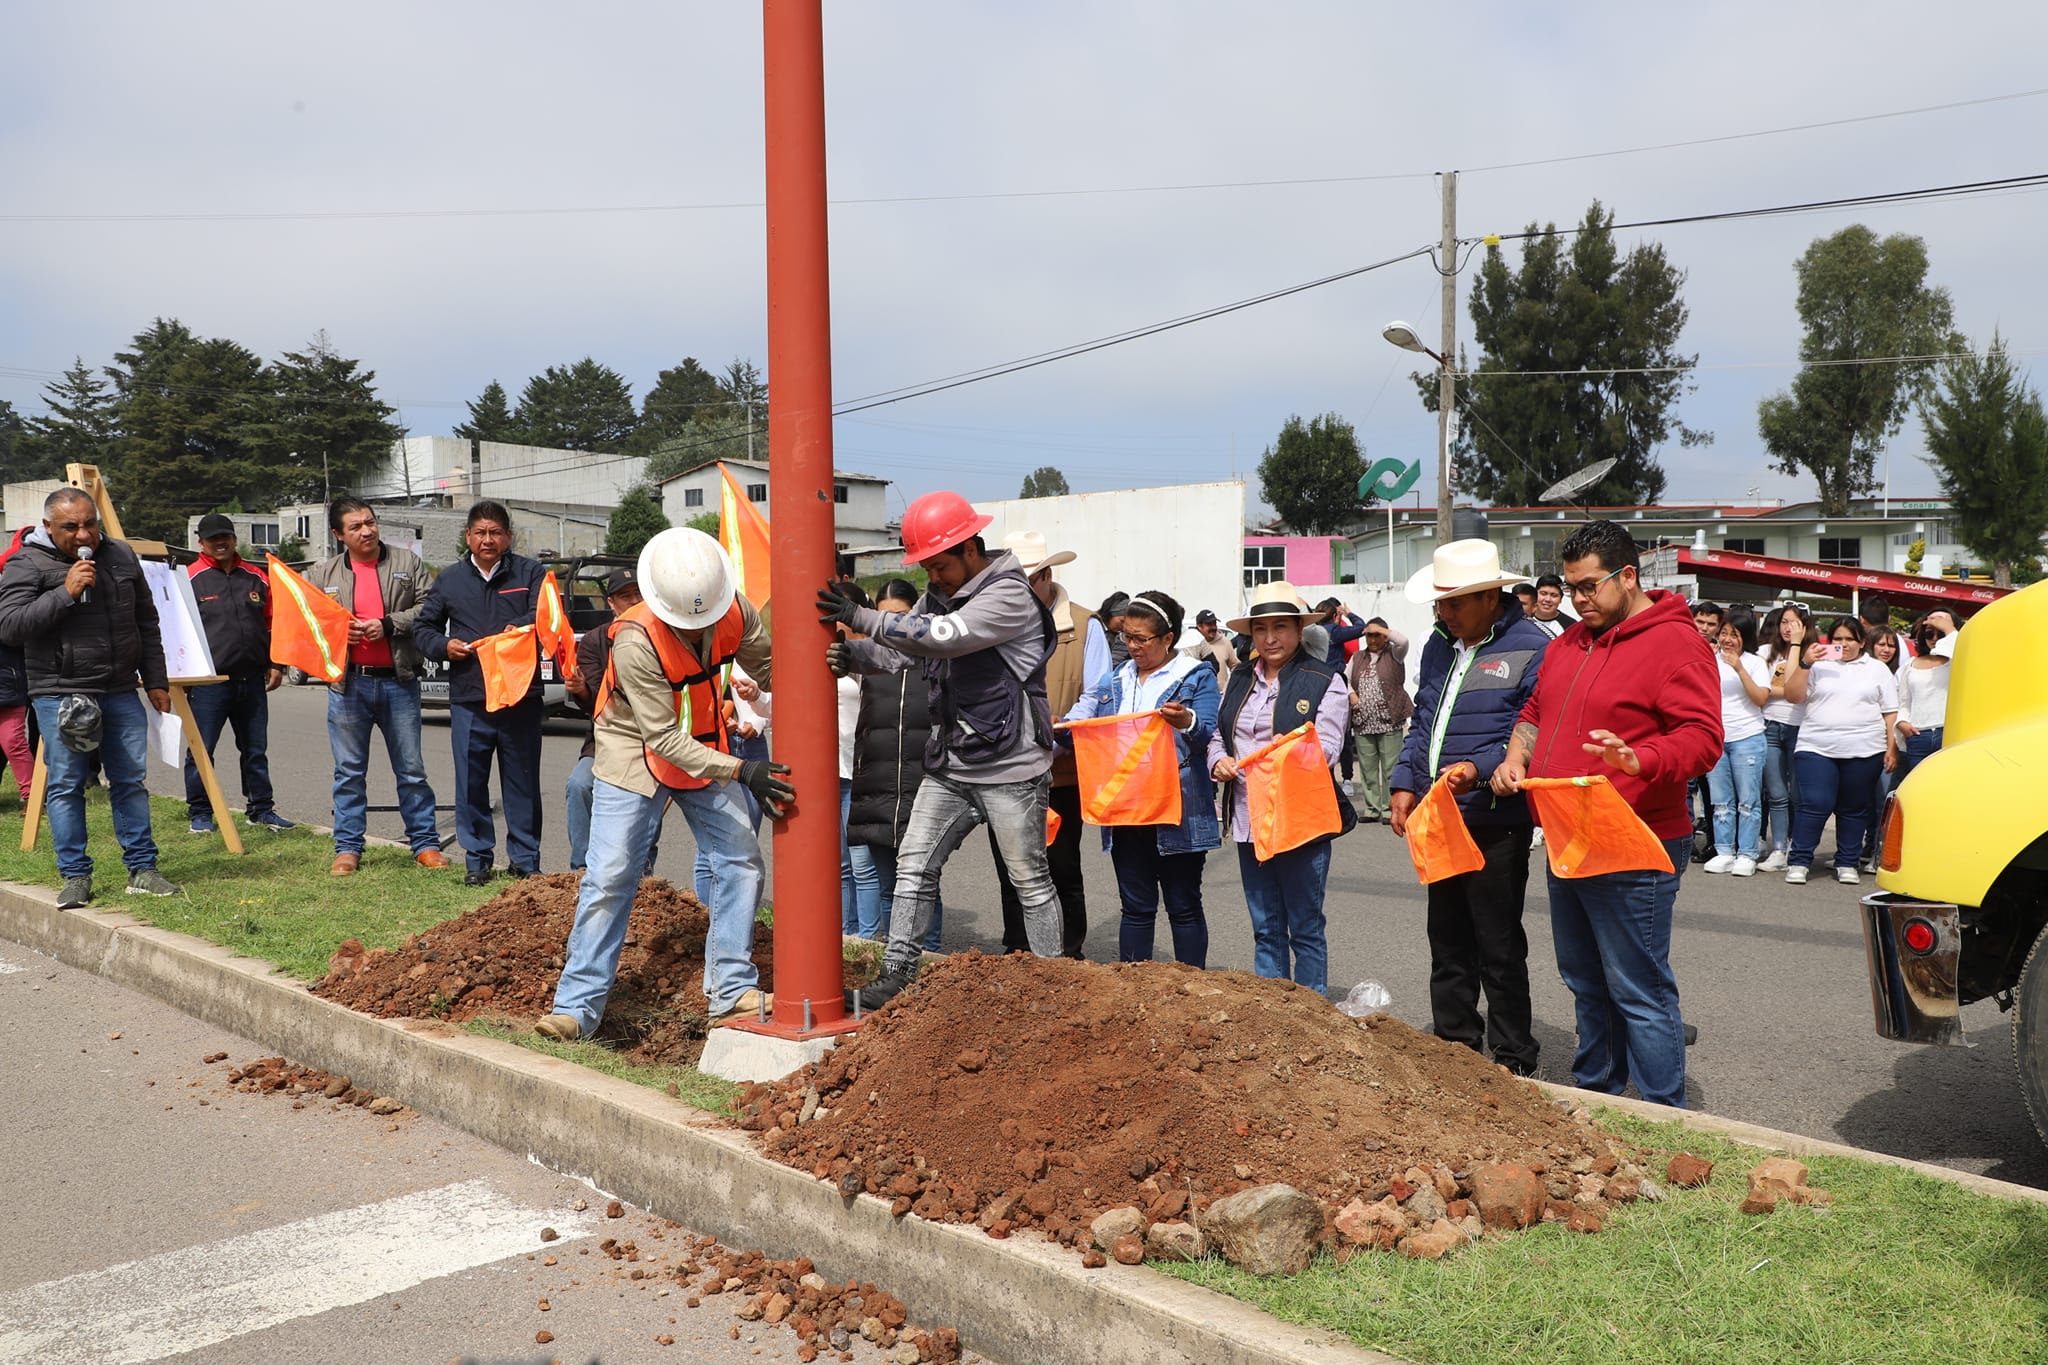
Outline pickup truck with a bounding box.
[1860,580,2048,1146]
[418,553,637,716]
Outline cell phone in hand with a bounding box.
[1816,644,1843,662]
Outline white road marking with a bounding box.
[0,1179,599,1364]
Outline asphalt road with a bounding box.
[153,683,2048,1192]
[0,938,999,1364]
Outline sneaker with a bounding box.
[126,867,182,897]
[1858,856,1879,875]
[1836,867,1861,886]
[248,810,297,832]
[1758,849,1789,872]
[1340,780,1355,797]
[844,965,917,1015]
[534,1014,581,1042]
[1702,854,1736,874]
[1530,827,1546,849]
[1785,866,1809,885]
[189,814,216,834]
[57,875,92,909]
[1731,856,1758,877]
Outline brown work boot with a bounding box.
[414,848,450,869]
[534,1014,581,1042]
[330,852,361,877]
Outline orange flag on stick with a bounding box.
[535,572,577,680]
[1060,710,1183,827]
[1520,776,1675,878]
[1403,773,1486,884]
[1238,723,1340,862]
[266,554,351,683]
[718,462,772,608]
[1045,807,1062,846]
[476,625,539,712]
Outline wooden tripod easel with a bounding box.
[19,465,245,856]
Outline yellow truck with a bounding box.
[1861,580,2048,1146]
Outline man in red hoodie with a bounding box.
[1491,520,1721,1108]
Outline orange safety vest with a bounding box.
[593,599,748,790]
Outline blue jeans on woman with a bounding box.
[839,777,883,937]
[1706,732,1766,858]
[1235,839,1331,994]
[1761,720,1800,854]
[1895,726,1942,781]
[1109,830,1207,966]
[1789,751,1884,870]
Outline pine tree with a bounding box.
[1921,334,2048,587]
[273,331,406,503]
[0,399,33,485]
[454,380,518,442]
[114,336,277,540]
[1019,466,1070,498]
[604,487,672,557]
[22,356,118,474]
[626,358,726,456]
[511,359,637,452]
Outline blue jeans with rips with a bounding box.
[34,690,157,880]
[327,675,439,855]
[1706,732,1766,858]
[182,674,275,819]
[1235,838,1332,994]
[1547,835,1691,1108]
[885,772,1058,974]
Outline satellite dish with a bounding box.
[1538,457,1618,505]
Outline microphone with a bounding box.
[76,545,93,605]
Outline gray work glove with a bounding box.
[825,640,852,677]
[739,760,795,819]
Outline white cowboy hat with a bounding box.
[1001,529,1075,574]
[1226,580,1312,635]
[1405,538,1533,604]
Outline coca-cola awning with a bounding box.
[1675,546,2009,609]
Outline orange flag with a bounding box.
[718,462,772,608]
[1238,723,1340,862]
[476,625,539,712]
[535,572,577,679]
[1045,807,1062,846]
[266,554,352,683]
[1060,711,1183,827]
[1403,773,1485,884]
[1520,776,1675,878]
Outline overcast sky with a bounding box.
[5,2,2045,520]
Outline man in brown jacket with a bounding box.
[990,530,1108,957]
[1346,617,1411,822]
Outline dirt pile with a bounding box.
[218,1054,413,1117]
[744,952,1643,1266]
[312,874,762,1066]
[669,1238,961,1363]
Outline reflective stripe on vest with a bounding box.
[593,599,747,790]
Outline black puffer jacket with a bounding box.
[847,669,935,850]
[0,532,167,697]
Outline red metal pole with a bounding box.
[752,0,848,1036]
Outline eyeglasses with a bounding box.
[1119,632,1160,646]
[1564,567,1624,599]
[54,518,100,533]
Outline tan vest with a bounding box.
[1045,601,1094,787]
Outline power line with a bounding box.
[1457,349,2039,381]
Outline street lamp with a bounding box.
[1383,320,1454,545]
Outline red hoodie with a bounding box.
[1517,589,1723,841]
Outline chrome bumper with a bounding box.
[1859,894,1963,1045]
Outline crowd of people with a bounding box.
[0,480,1981,1111]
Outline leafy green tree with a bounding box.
[644,414,759,482]
[21,357,117,475]
[626,358,726,456]
[454,380,518,442]
[1019,466,1070,498]
[273,331,405,502]
[685,510,721,537]
[113,335,277,540]
[1757,225,1957,515]
[1419,201,1706,506]
[1921,334,2048,588]
[511,359,637,452]
[1257,413,1368,534]
[605,487,671,557]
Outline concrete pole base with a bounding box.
[698,1026,839,1084]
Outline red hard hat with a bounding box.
[899,490,993,565]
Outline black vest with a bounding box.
[921,566,1056,773]
[1216,652,1356,842]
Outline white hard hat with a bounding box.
[637,527,737,630]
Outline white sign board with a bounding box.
[140,560,217,682]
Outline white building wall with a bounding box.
[354,436,649,509]
[4,480,69,533]
[656,463,892,545]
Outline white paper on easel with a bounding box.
[140,560,218,681]
[146,705,184,766]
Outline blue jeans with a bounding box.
[34,690,156,880]
[565,755,595,871]
[1761,720,1800,852]
[885,772,1058,973]
[866,845,942,950]
[1790,750,1883,870]
[1706,732,1766,858]
[449,697,544,873]
[326,675,439,855]
[1235,838,1331,994]
[1895,726,1942,782]
[1110,830,1207,966]
[182,675,275,819]
[839,777,882,936]
[1547,835,1691,1108]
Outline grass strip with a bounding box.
[462,1017,742,1114]
[1160,1109,2048,1365]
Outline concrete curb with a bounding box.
[0,882,1402,1365]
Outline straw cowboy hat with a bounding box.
[1226,580,1312,634]
[1405,539,1533,604]
[1001,529,1076,574]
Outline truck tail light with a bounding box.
[1879,797,1903,873]
[1902,917,1937,954]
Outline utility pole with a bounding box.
[1436,171,1457,547]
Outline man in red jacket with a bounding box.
[1491,520,1721,1108]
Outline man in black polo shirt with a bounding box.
[184,513,293,833]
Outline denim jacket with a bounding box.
[1074,654,1221,856]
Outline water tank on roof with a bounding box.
[1450,507,1490,542]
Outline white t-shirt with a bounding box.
[1897,659,1951,730]
[1794,656,1898,759]
[1758,650,1805,725]
[1718,652,1771,743]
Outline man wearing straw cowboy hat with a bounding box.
[987,529,1109,957]
[1389,539,1552,1076]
